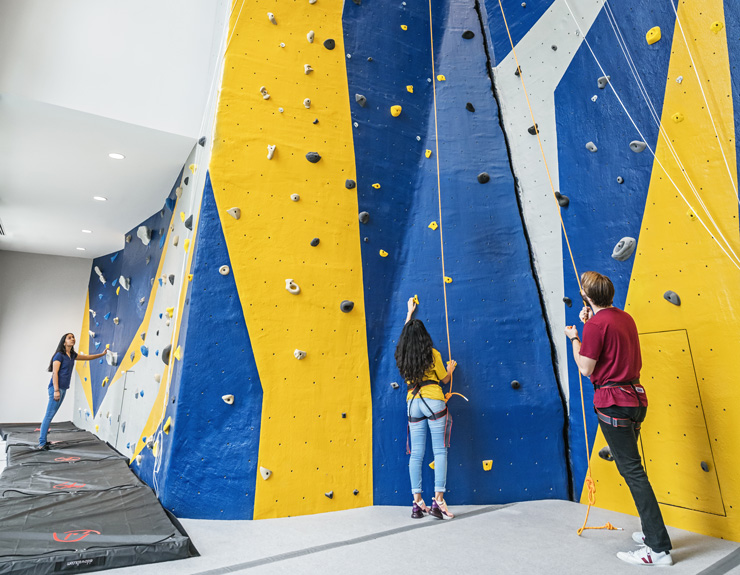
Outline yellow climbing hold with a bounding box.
[425,150,432,158]
[180,212,185,222]
[413,295,419,305]
[436,74,446,81]
[379,249,388,258]
[428,221,438,230]
[106,344,110,349]
[372,183,381,189]
[95,424,99,432]
[646,26,661,45]
[672,112,684,123]
[102,377,109,387]
[710,21,724,33]
[174,346,182,361]
[166,307,174,318]
[429,461,435,469]
[188,274,194,281]
[406,85,413,93]
[153,440,159,457]
[163,416,172,435]
[116,287,120,296]
[184,239,191,252]
[189,164,197,174]
[444,276,453,284]
[482,460,493,471]
[401,24,408,30]
[390,105,402,117]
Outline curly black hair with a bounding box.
[395,319,434,384]
[48,333,78,372]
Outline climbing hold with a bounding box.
[400,24,407,30]
[323,38,335,50]
[173,235,179,247]
[563,297,572,308]
[629,140,647,153]
[462,30,475,39]
[528,124,538,135]
[482,460,493,471]
[345,179,356,189]
[198,136,206,147]
[406,85,413,93]
[676,76,683,84]
[390,105,402,117]
[310,238,320,247]
[307,30,314,43]
[710,21,723,33]
[598,447,614,461]
[104,312,111,320]
[106,350,118,366]
[101,377,109,387]
[95,424,100,432]
[267,11,277,24]
[645,26,661,45]
[174,346,182,361]
[183,176,190,186]
[597,75,610,89]
[444,277,453,284]
[137,226,152,246]
[371,183,381,189]
[184,239,190,252]
[146,256,151,265]
[154,374,161,383]
[551,45,557,51]
[359,211,370,224]
[554,192,569,207]
[306,152,321,163]
[611,237,636,261]
[466,102,475,113]
[260,467,272,480]
[510,380,520,389]
[390,382,400,389]
[617,176,624,184]
[140,346,149,357]
[119,276,131,291]
[436,74,446,81]
[180,211,186,223]
[291,193,300,202]
[113,317,120,325]
[168,274,175,285]
[267,144,276,160]
[325,491,334,499]
[428,221,438,230]
[591,95,598,102]
[701,461,710,472]
[353,489,359,495]
[379,250,388,257]
[189,164,196,174]
[340,300,354,313]
[425,150,432,158]
[140,332,146,341]
[303,98,311,109]
[166,306,174,318]
[429,461,435,470]
[162,344,172,365]
[259,86,270,100]
[219,265,230,276]
[89,330,96,338]
[672,112,684,123]
[477,172,490,184]
[585,141,598,153]
[175,187,183,199]
[304,64,314,75]
[663,290,681,306]
[163,416,172,435]
[413,295,419,305]
[355,94,367,107]
[514,66,521,76]
[222,394,234,405]
[294,349,307,360]
[285,279,301,295]
[341,412,347,418]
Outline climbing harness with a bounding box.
[593,379,645,429]
[406,380,453,455]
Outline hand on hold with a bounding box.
[579,306,593,324]
[565,326,579,341]
[407,297,417,315]
[446,360,457,376]
[53,390,61,401]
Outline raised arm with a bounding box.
[77,350,107,361]
[405,297,417,324]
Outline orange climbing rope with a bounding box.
[496,0,619,535]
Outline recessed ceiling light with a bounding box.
[82,229,92,234]
[93,196,107,201]
[76,247,86,251]
[108,153,125,160]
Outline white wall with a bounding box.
[0,250,90,423]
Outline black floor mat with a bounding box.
[6,441,127,467]
[0,421,80,440]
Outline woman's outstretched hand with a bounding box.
[405,297,417,324]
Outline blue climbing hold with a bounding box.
[112,278,118,287]
[111,253,119,263]
[104,312,111,320]
[98,294,103,300]
[165,197,176,212]
[140,390,144,398]
[159,278,163,286]
[159,234,166,249]
[140,346,149,357]
[94,342,101,350]
[155,350,160,356]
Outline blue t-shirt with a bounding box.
[49,352,75,390]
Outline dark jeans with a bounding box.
[598,405,672,553]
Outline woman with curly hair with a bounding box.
[395,297,457,520]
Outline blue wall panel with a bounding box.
[484,0,556,66]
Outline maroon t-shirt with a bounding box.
[579,307,647,408]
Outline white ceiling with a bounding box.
[0,0,228,258]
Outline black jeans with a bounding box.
[598,405,672,553]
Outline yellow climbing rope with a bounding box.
[496,0,619,535]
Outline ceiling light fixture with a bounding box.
[76,247,86,251]
[93,196,107,201]
[82,229,92,234]
[108,153,125,160]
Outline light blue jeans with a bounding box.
[408,398,448,494]
[39,387,67,446]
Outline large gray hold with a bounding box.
[611,237,636,261]
[306,152,322,163]
[162,344,172,365]
[597,75,610,89]
[630,140,647,153]
[184,215,193,230]
[345,179,356,189]
[359,211,370,224]
[340,300,355,313]
[355,94,367,107]
[663,290,681,306]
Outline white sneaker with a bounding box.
[617,546,673,566]
[633,531,646,545]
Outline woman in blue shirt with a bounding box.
[38,333,107,449]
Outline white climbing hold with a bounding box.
[591,95,598,102]
[137,225,152,246]
[629,140,647,153]
[113,317,120,325]
[89,330,96,338]
[139,297,146,305]
[136,455,142,464]
[303,98,311,109]
[267,144,276,160]
[219,265,230,276]
[260,467,272,480]
[175,186,183,199]
[279,43,285,48]
[260,86,270,100]
[304,64,314,74]
[676,76,683,84]
[294,349,307,360]
[106,350,118,366]
[267,12,277,24]
[278,107,284,113]
[586,141,598,153]
[309,0,317,4]
[227,207,241,220]
[285,279,300,294]
[119,276,131,291]
[173,235,179,247]
[94,266,106,285]
[154,373,161,383]
[222,394,235,405]
[290,193,300,202]
[307,30,315,43]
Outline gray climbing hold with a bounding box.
[353,489,359,495]
[630,140,647,153]
[359,211,370,224]
[355,94,367,107]
[611,237,636,261]
[119,276,131,291]
[162,344,172,365]
[617,176,624,184]
[477,172,490,184]
[291,193,300,202]
[340,300,355,313]
[597,75,610,89]
[172,234,180,247]
[168,274,175,285]
[285,279,300,295]
[701,461,709,472]
[325,491,334,499]
[106,350,118,366]
[551,45,557,51]
[663,290,681,306]
[184,215,193,230]
[462,30,474,39]
[563,297,572,307]
[367,57,373,61]
[267,144,276,160]
[554,192,569,207]
[260,86,270,100]
[145,256,151,265]
[198,136,206,147]
[304,64,314,75]
[323,39,335,50]
[598,446,614,461]
[306,152,321,163]
[303,98,311,109]
[528,124,538,135]
[219,265,230,276]
[586,141,598,153]
[140,332,146,341]
[363,237,369,243]
[511,380,520,389]
[466,102,475,113]
[390,381,400,389]
[310,238,320,247]
[345,179,356,189]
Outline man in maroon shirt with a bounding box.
[565,271,673,567]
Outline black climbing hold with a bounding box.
[563,297,572,308]
[355,94,367,107]
[341,412,346,418]
[363,237,369,243]
[551,45,557,51]
[345,179,356,189]
[612,237,636,261]
[156,330,159,336]
[528,124,538,135]
[598,447,614,462]
[465,102,475,113]
[359,211,370,224]
[325,491,334,499]
[306,152,322,163]
[184,215,193,231]
[323,39,335,50]
[701,461,709,472]
[515,66,522,76]
[168,274,175,285]
[510,380,520,389]
[554,192,569,208]
[352,0,361,4]
[663,290,681,306]
[341,300,355,313]
[198,136,206,147]
[617,176,624,184]
[353,489,359,495]
[184,177,189,185]
[462,30,475,39]
[313,118,319,124]
[310,238,320,247]
[162,344,172,365]
[477,172,490,184]
[130,351,135,361]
